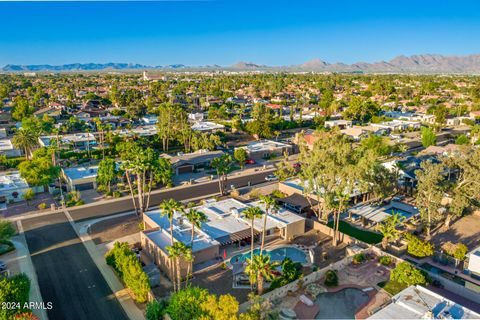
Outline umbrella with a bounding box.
[223,249,227,260]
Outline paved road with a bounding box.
[68,169,275,222]
[23,213,128,320]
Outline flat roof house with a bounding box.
[39,133,97,150]
[165,150,224,175]
[236,140,293,160]
[324,119,352,130]
[0,171,34,207]
[191,121,225,133]
[369,285,480,319]
[0,139,22,158]
[141,198,305,280]
[62,165,98,191]
[466,245,480,280]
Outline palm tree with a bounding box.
[377,212,405,250]
[259,195,278,254]
[166,242,189,292]
[183,208,206,280]
[184,247,194,287]
[211,154,233,195]
[160,199,184,291]
[243,207,263,260]
[245,254,279,295]
[12,128,39,160]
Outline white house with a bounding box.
[0,171,37,207]
[0,139,22,158]
[62,165,99,191]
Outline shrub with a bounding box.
[404,233,434,258]
[37,202,47,210]
[270,258,302,290]
[324,270,338,287]
[146,300,167,320]
[270,189,286,199]
[442,242,468,261]
[390,262,428,286]
[105,242,150,303]
[112,191,122,198]
[379,256,392,266]
[0,219,16,242]
[352,253,366,264]
[0,273,31,319]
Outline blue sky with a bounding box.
[1,0,480,66]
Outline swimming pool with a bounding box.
[315,288,370,319]
[229,246,308,264]
[384,207,415,220]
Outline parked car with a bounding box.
[245,159,255,164]
[265,174,279,181]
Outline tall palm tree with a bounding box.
[12,128,39,160]
[184,208,208,248]
[183,208,206,280]
[160,199,184,291]
[377,212,405,250]
[184,247,194,287]
[259,195,278,254]
[167,242,188,293]
[245,254,279,295]
[243,207,263,260]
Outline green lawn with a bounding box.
[327,220,383,244]
[377,280,407,296]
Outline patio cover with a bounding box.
[349,205,390,223]
[216,229,260,245]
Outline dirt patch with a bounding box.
[432,214,480,249]
[89,214,141,244]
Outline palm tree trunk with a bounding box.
[257,274,264,295]
[251,218,255,260]
[260,209,268,254]
[176,258,181,292]
[125,170,138,216]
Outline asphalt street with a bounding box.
[68,169,275,221]
[22,213,128,320]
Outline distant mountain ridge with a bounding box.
[4,54,480,73]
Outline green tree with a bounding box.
[245,254,279,295]
[376,212,405,250]
[404,233,435,258]
[146,300,166,320]
[455,134,469,145]
[0,219,15,242]
[22,188,35,206]
[211,154,233,195]
[415,161,445,238]
[0,274,31,319]
[421,127,437,148]
[12,128,39,160]
[259,195,277,253]
[243,207,263,261]
[97,158,118,192]
[18,149,59,188]
[234,148,248,170]
[390,262,427,286]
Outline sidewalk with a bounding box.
[64,210,145,320]
[10,221,49,320]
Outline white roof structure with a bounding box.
[239,140,290,153]
[62,165,98,181]
[283,178,363,198]
[0,139,15,152]
[249,200,305,231]
[0,171,29,194]
[39,133,96,147]
[368,285,480,319]
[348,201,419,223]
[191,121,225,132]
[116,125,158,137]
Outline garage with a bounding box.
[176,164,194,175]
[74,182,95,191]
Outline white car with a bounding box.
[265,174,278,182]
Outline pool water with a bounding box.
[315,288,370,319]
[384,208,415,220]
[229,247,308,264]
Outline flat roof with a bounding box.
[282,178,363,198]
[239,139,290,152]
[369,285,480,319]
[39,133,96,146]
[191,121,225,132]
[63,165,98,181]
[349,201,419,223]
[0,139,14,151]
[249,200,305,230]
[0,171,29,191]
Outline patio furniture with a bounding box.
[299,294,314,306]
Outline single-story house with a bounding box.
[466,245,480,280]
[0,139,22,158]
[0,171,39,207]
[191,121,225,133]
[166,150,224,175]
[39,133,97,150]
[142,198,305,280]
[324,119,352,129]
[236,140,293,160]
[62,165,98,191]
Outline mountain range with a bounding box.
[4,54,480,73]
